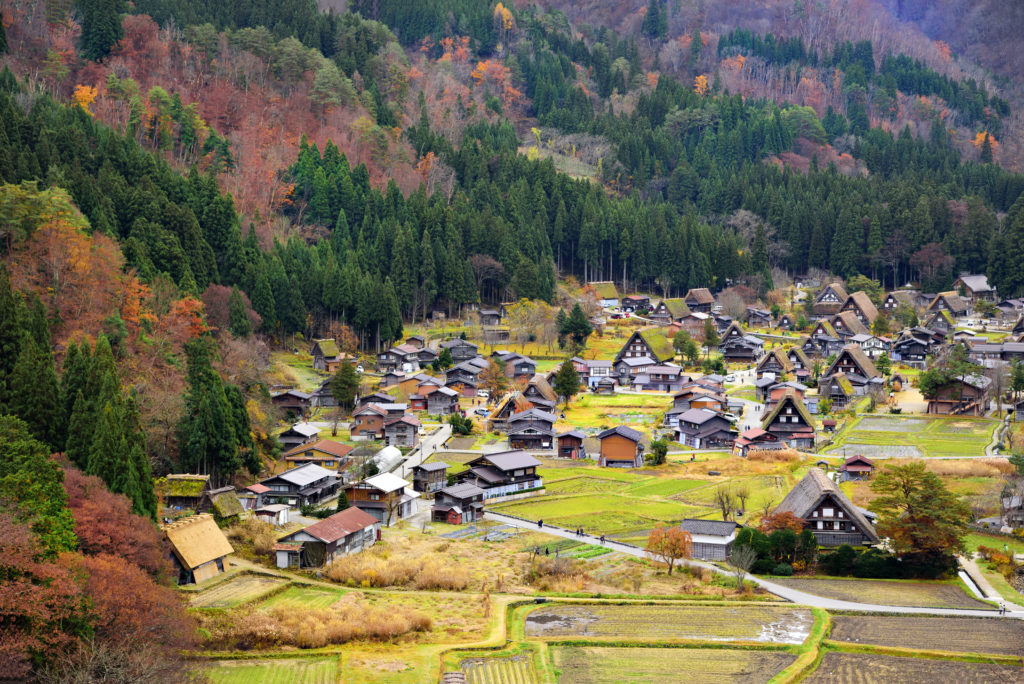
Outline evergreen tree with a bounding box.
[228,286,253,337]
[552,360,580,406]
[565,303,593,345]
[77,0,127,61]
[0,264,21,408]
[179,337,244,484]
[330,361,361,412]
[0,12,7,55]
[980,133,993,164]
[335,489,350,512]
[8,333,63,451]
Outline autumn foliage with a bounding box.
[645,524,693,575]
[760,511,806,534]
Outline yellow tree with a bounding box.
[645,524,693,575]
[693,75,709,95]
[72,85,98,115]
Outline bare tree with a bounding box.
[733,484,751,516]
[714,485,736,521]
[730,545,758,591]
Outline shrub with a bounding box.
[821,544,857,576]
[751,558,776,574]
[772,563,793,576]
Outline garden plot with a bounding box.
[491,494,705,535]
[525,604,813,644]
[830,415,995,458]
[190,574,286,608]
[462,655,538,684]
[805,652,1022,684]
[205,657,338,684]
[770,578,993,610]
[826,443,922,458]
[853,417,929,432]
[543,476,627,495]
[257,585,343,611]
[551,646,794,684]
[829,616,1024,656]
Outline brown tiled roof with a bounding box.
[282,439,354,459]
[294,507,378,543]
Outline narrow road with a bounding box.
[484,512,1024,619]
[399,424,452,478]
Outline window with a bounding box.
[823,507,834,517]
[370,494,380,501]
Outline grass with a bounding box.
[524,604,813,643]
[828,415,996,458]
[269,351,326,392]
[550,646,795,684]
[205,657,339,683]
[965,532,1024,556]
[491,493,707,535]
[769,577,992,610]
[258,585,344,611]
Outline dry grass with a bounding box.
[325,547,470,590]
[747,448,802,463]
[225,518,277,560]
[203,594,431,649]
[881,458,1012,477]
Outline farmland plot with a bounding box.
[770,578,992,610]
[190,575,286,608]
[551,646,794,684]
[206,657,338,684]
[461,655,538,684]
[829,616,1024,656]
[805,652,1022,683]
[525,604,813,644]
[854,417,929,432]
[257,585,344,611]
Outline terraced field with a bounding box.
[771,578,993,610]
[491,494,706,535]
[462,655,538,684]
[828,415,995,458]
[525,604,813,644]
[829,616,1024,656]
[551,646,794,683]
[190,575,286,608]
[258,585,344,611]
[206,657,338,683]
[806,652,1022,683]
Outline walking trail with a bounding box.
[485,512,1024,619]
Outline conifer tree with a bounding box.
[228,286,252,337]
[553,360,580,406]
[77,0,127,61]
[0,264,21,408]
[8,333,63,451]
[0,13,7,55]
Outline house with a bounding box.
[478,309,502,326]
[484,392,533,432]
[310,339,352,373]
[621,294,651,313]
[258,463,339,508]
[283,439,354,471]
[583,359,615,389]
[597,426,645,468]
[733,428,781,457]
[376,343,423,373]
[923,310,955,337]
[431,483,485,524]
[761,389,815,449]
[632,365,688,392]
[746,307,773,328]
[163,514,234,585]
[755,348,795,379]
[556,430,587,460]
[882,290,918,313]
[457,451,543,498]
[271,389,312,417]
[677,519,739,560]
[615,329,676,364]
[345,472,419,524]
[679,312,711,339]
[774,468,879,547]
[274,507,379,569]
[684,288,715,313]
[523,374,559,407]
[996,299,1024,318]
[820,372,856,410]
[720,334,764,363]
[446,358,488,396]
[242,483,269,510]
[764,381,809,408]
[254,503,290,527]
[492,350,537,381]
[440,338,480,362]
[379,370,405,388]
[594,377,617,395]
[506,408,556,450]
[926,374,992,416]
[674,408,735,448]
[359,392,394,407]
[665,390,727,427]
[927,291,970,317]
[841,292,879,327]
[352,403,387,439]
[953,274,995,303]
[411,461,449,494]
[384,414,421,447]
[405,334,427,349]
[849,334,889,360]
[426,386,460,415]
[786,346,812,374]
[615,356,658,385]
[590,281,620,308]
[778,313,798,330]
[651,298,690,324]
[310,378,337,408]
[824,345,881,384]
[720,321,745,344]
[277,422,320,450]
[890,329,934,368]
[840,455,875,481]
[157,474,212,511]
[830,311,869,340]
[813,282,848,317]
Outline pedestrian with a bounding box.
[545,547,549,556]
[538,519,543,529]
[1000,600,1006,615]
[600,534,605,545]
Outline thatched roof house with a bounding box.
[163,514,234,584]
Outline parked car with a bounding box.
[472,407,489,416]
[725,374,736,383]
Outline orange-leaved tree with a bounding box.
[760,511,805,534]
[645,524,692,575]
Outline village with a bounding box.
[156,275,1024,683]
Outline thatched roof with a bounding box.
[685,288,715,305]
[787,346,811,368]
[844,291,879,323]
[162,514,234,570]
[761,389,815,429]
[312,338,339,357]
[816,282,848,303]
[526,373,558,402]
[831,311,868,335]
[659,298,691,319]
[827,344,880,379]
[774,469,879,544]
[638,329,675,362]
[158,474,209,498]
[813,320,838,338]
[756,347,794,373]
[590,281,619,299]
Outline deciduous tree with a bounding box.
[645,524,692,575]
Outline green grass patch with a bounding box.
[257,585,344,611]
[965,532,1024,556]
[205,657,339,683]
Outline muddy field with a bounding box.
[552,646,794,684]
[770,578,992,610]
[525,604,813,644]
[830,616,1024,656]
[805,652,1023,683]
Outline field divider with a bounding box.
[768,607,830,684]
[823,640,1024,666]
[540,638,794,651]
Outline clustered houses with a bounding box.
[411,461,448,494]
[821,345,883,400]
[457,451,543,498]
[345,472,419,525]
[674,408,736,448]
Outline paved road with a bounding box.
[485,512,1024,619]
[399,424,452,478]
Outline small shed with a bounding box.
[840,455,875,481]
[677,519,738,560]
[255,503,291,526]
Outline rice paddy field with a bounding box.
[555,393,673,433]
[550,646,795,684]
[462,654,538,684]
[490,493,709,535]
[190,574,287,609]
[827,415,996,458]
[829,616,1024,656]
[205,657,339,684]
[770,578,992,610]
[525,604,813,644]
[258,585,344,611]
[805,652,1022,683]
